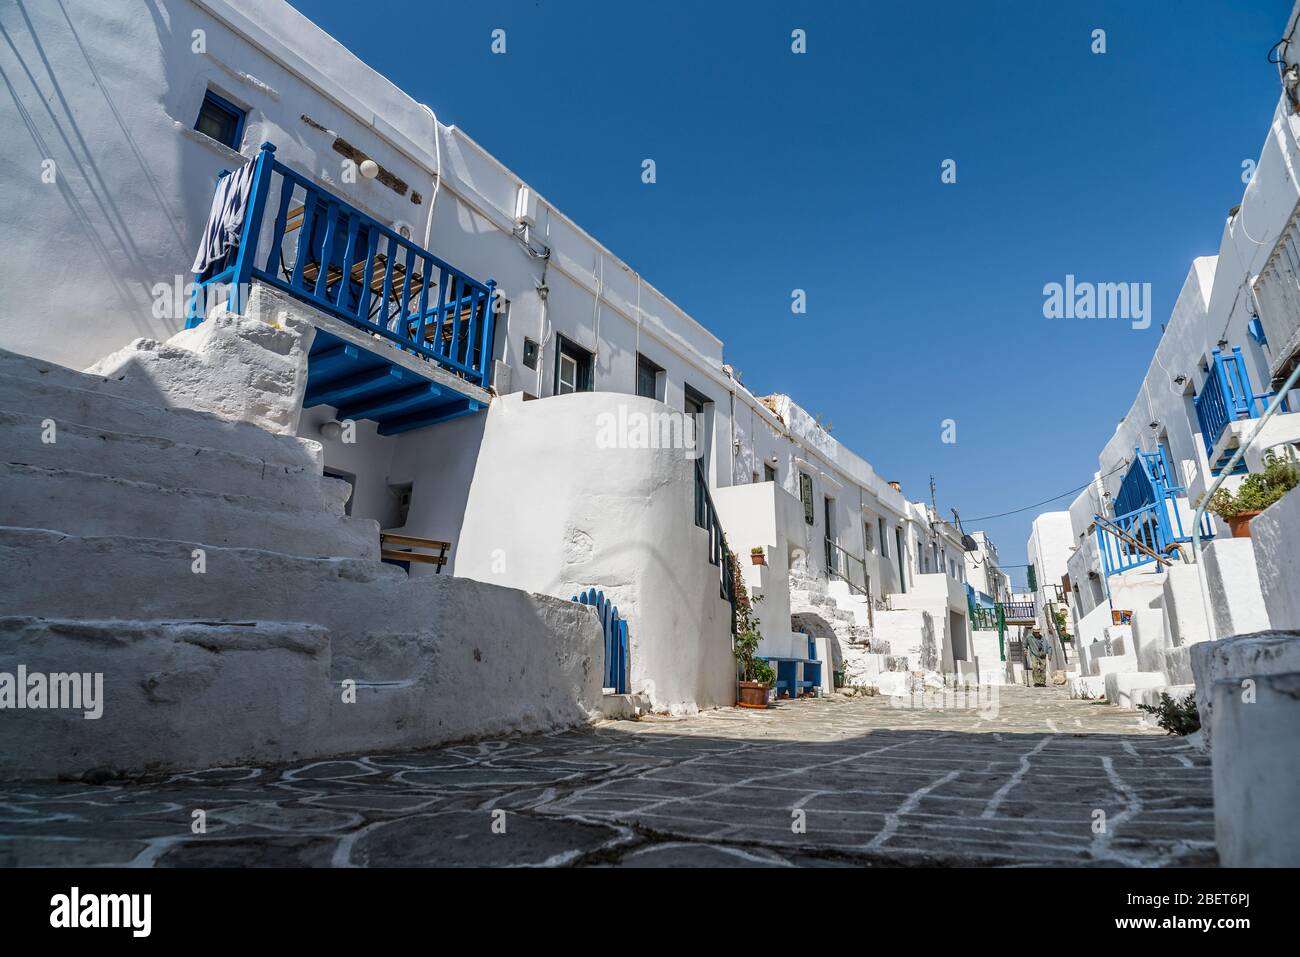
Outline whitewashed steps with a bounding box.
[0,462,377,559]
[0,410,343,510]
[0,616,332,779]
[0,372,316,470]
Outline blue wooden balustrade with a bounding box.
[1194,347,1289,474]
[186,143,497,425]
[1095,446,1213,577]
[571,588,628,694]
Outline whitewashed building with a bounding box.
[1045,2,1300,728]
[0,0,987,777]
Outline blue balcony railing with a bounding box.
[1194,346,1288,463]
[1095,447,1213,577]
[187,142,497,388]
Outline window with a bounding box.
[684,384,711,462]
[194,89,246,149]
[522,337,539,370]
[554,336,592,395]
[763,463,777,483]
[863,521,874,552]
[799,473,814,525]
[636,353,663,400]
[878,517,888,557]
[895,527,906,592]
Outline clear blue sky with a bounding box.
[297,0,1288,586]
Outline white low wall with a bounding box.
[714,481,801,654]
[889,573,969,675]
[453,392,735,714]
[1212,670,1300,866]
[1251,486,1300,631]
[1191,631,1300,752]
[1203,538,1271,639]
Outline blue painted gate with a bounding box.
[571,588,628,694]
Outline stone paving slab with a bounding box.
[0,686,1215,867]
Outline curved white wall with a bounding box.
[453,392,735,714]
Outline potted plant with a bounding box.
[1052,607,1071,643]
[730,560,773,707]
[750,546,766,566]
[735,630,776,708]
[1198,450,1300,538]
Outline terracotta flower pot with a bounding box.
[1226,510,1263,538]
[737,681,769,708]
[750,553,766,565]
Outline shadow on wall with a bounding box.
[0,0,199,349]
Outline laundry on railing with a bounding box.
[191,158,256,274]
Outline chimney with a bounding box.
[888,481,901,493]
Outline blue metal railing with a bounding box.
[1114,447,1171,516]
[1095,496,1213,577]
[187,142,497,388]
[1097,444,1213,577]
[694,457,735,616]
[1194,346,1288,457]
[572,588,628,694]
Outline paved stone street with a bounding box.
[0,686,1215,867]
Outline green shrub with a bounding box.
[1198,450,1299,520]
[730,556,771,685]
[1136,692,1201,736]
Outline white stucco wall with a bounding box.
[452,392,734,714]
[714,481,804,657]
[1251,485,1300,630]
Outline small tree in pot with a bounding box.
[1199,450,1300,538]
[731,558,774,707]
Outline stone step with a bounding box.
[0,525,395,623]
[0,410,344,511]
[1091,652,1137,679]
[1103,671,1168,709]
[0,616,332,779]
[0,462,377,559]
[789,589,834,610]
[0,371,317,470]
[598,692,650,720]
[1068,675,1106,700]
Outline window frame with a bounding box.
[553,335,593,395]
[194,88,246,150]
[635,353,664,400]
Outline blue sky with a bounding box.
[298,0,1288,585]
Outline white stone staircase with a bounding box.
[0,315,602,779]
[788,569,907,686]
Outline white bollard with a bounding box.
[1212,671,1300,866]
